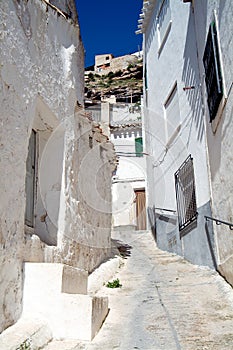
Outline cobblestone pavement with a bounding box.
[78,230,233,350]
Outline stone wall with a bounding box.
[95,54,139,75]
[110,54,138,72]
[0,0,115,333]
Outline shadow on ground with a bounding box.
[112,239,132,259]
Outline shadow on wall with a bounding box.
[182,5,207,143]
[218,0,227,27]
[147,206,157,241]
[145,4,158,55]
[205,221,218,270]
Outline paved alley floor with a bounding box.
[79,230,233,350]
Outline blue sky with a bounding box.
[75,1,143,68]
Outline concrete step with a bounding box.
[0,317,52,350]
[23,262,88,295]
[112,229,152,243]
[22,263,109,341]
[112,224,136,231]
[43,340,81,350]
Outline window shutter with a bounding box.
[203,21,223,122]
[135,137,143,157]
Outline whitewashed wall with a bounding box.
[143,0,214,266]
[0,0,115,332]
[193,0,233,285]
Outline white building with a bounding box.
[111,103,147,231]
[138,0,233,285]
[87,101,147,230]
[0,0,115,337]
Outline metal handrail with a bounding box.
[205,216,233,230]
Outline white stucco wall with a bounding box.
[193,0,233,284]
[142,0,218,267]
[110,103,141,125]
[0,0,115,332]
[144,0,211,214]
[0,0,84,332]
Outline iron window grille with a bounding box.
[203,20,223,122]
[175,155,198,232]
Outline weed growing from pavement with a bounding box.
[16,338,31,350]
[106,278,122,288]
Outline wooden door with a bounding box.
[135,189,146,230]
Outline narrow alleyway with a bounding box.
[41,230,233,350]
[76,230,233,350]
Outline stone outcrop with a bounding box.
[85,60,143,103]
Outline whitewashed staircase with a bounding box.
[22,263,108,342]
[0,263,110,349]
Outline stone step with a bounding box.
[43,340,81,350]
[0,317,52,350]
[88,253,121,295]
[23,262,88,295]
[111,229,152,243]
[22,263,109,341]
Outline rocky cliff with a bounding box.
[85,59,143,104]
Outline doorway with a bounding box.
[135,189,146,230]
[25,130,36,227]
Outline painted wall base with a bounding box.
[155,201,217,269]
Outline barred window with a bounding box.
[203,21,223,122]
[175,155,198,232]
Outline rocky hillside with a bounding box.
[84,59,143,104]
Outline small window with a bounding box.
[203,20,223,122]
[157,0,172,52]
[135,137,143,157]
[175,155,198,232]
[164,83,180,143]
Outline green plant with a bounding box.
[114,70,123,77]
[16,338,31,350]
[107,71,114,78]
[127,63,134,71]
[106,278,122,288]
[88,72,95,81]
